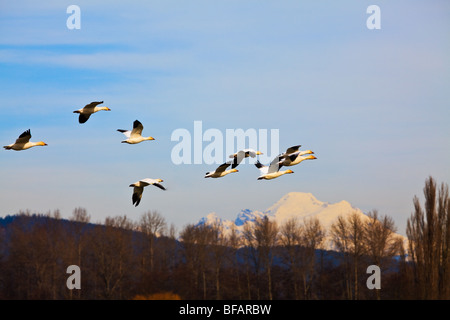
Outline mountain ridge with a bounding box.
[197,192,406,248]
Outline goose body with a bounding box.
[117,120,154,144]
[228,149,263,169]
[279,152,316,167]
[129,178,165,207]
[255,159,293,180]
[73,101,111,124]
[205,161,238,178]
[3,129,47,151]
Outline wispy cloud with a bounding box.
[0,48,192,71]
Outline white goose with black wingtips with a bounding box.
[3,129,47,151]
[129,178,166,207]
[73,101,111,124]
[117,120,155,144]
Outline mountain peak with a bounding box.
[276,192,324,206]
[264,192,328,220]
[283,191,317,200]
[235,209,264,226]
[198,212,222,226]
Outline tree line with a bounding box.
[0,176,448,300]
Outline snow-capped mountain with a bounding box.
[263,192,367,231]
[196,192,406,249]
[198,192,366,231]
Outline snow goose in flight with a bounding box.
[276,144,315,163]
[129,178,166,207]
[73,101,111,124]
[3,129,47,151]
[117,120,155,144]
[278,152,316,167]
[205,161,238,178]
[254,158,293,180]
[228,149,263,169]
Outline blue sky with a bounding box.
[1,1,449,235]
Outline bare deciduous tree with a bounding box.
[180,223,215,299]
[363,210,403,299]
[364,210,402,266]
[406,176,450,299]
[280,217,325,299]
[139,211,167,273]
[331,211,366,300]
[300,218,325,299]
[279,218,302,299]
[253,216,278,300]
[226,224,244,299]
[208,220,228,300]
[91,215,135,299]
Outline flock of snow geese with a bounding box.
[3,101,316,207]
